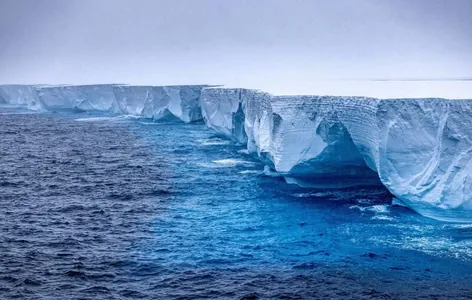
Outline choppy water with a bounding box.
[1,107,472,299]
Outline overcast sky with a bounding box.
[0,0,471,94]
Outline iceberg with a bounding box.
[2,83,472,222]
[113,85,205,122]
[201,90,380,187]
[200,88,272,148]
[370,99,472,222]
[36,84,120,112]
[200,88,247,143]
[33,84,206,122]
[0,85,43,110]
[200,88,472,222]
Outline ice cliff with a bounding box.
[0,85,42,110]
[112,85,204,122]
[0,84,206,123]
[200,88,472,222]
[1,84,472,222]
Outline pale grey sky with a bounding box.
[0,0,471,94]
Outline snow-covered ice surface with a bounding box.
[2,83,472,222]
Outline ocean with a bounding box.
[1,106,472,299]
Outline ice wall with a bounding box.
[36,85,120,112]
[373,100,472,222]
[199,88,272,148]
[32,84,206,122]
[0,85,43,110]
[200,88,472,222]
[113,85,204,122]
[2,83,472,222]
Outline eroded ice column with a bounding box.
[200,88,247,143]
[200,88,272,144]
[164,85,204,123]
[241,89,272,153]
[113,85,204,122]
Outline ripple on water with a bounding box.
[1,109,472,299]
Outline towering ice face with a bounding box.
[200,88,271,145]
[200,91,380,187]
[200,88,247,143]
[370,99,472,222]
[112,86,150,115]
[199,88,472,222]
[163,85,204,123]
[254,96,382,187]
[36,85,119,112]
[34,84,205,122]
[113,85,204,122]
[0,85,42,110]
[253,96,472,221]
[241,89,273,154]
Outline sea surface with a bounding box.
[1,106,472,299]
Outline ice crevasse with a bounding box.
[2,84,472,222]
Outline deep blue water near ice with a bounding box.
[1,107,472,299]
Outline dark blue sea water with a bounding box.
[1,106,472,299]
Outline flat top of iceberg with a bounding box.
[267,80,472,100]
[2,80,471,99]
[116,84,216,88]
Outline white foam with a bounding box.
[138,121,161,125]
[371,215,394,221]
[369,233,472,260]
[448,224,472,229]
[239,170,261,174]
[213,159,255,167]
[350,204,390,214]
[195,159,255,169]
[198,138,231,146]
[75,116,117,122]
[195,162,221,169]
[368,205,390,214]
[120,114,143,120]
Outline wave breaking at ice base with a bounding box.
[213,159,256,167]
